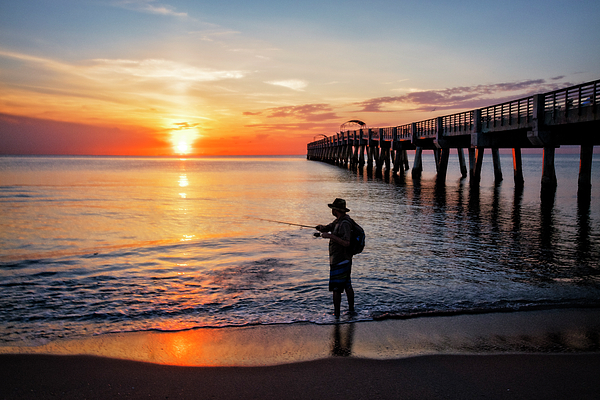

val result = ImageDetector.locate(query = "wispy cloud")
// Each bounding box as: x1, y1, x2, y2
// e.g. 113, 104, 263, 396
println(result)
355, 79, 572, 112
191, 29, 241, 42
246, 103, 339, 122
112, 0, 188, 17
265, 79, 307, 91
0, 50, 245, 84
172, 122, 200, 130
87, 59, 245, 82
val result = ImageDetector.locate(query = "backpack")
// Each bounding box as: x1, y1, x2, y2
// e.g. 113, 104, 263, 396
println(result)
346, 217, 365, 255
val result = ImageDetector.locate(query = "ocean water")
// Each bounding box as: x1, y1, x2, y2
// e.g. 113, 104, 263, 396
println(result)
1, 154, 599, 346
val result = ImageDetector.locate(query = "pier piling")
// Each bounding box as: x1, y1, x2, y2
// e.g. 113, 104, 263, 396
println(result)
412, 147, 423, 179
542, 147, 558, 191
457, 148, 468, 178
512, 148, 525, 187
492, 148, 503, 184
578, 144, 594, 195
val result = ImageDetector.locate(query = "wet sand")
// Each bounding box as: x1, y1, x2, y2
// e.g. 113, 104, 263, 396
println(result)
1, 308, 600, 399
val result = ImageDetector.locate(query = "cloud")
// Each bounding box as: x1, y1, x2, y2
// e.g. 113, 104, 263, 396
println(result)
172, 122, 200, 130
254, 133, 270, 141
0, 50, 245, 86
265, 79, 307, 91
191, 29, 241, 42
87, 59, 245, 82
252, 104, 339, 122
112, 0, 188, 17
355, 78, 573, 112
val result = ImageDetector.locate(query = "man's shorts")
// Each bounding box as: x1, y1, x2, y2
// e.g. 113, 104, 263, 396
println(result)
329, 259, 352, 292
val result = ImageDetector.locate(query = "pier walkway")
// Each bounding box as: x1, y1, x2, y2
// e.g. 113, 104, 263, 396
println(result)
307, 79, 599, 194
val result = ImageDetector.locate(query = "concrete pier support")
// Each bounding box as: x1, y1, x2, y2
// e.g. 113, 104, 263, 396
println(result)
403, 150, 410, 171
392, 149, 400, 174
541, 147, 558, 191
457, 148, 468, 178
468, 148, 475, 179
351, 143, 359, 168
492, 148, 503, 184
367, 146, 374, 169
385, 148, 391, 172
372, 146, 381, 170
433, 148, 441, 173
345, 144, 352, 166
470, 147, 484, 185
512, 148, 525, 187
578, 145, 594, 195
379, 146, 391, 173
412, 147, 423, 179
394, 150, 405, 178
437, 148, 450, 182
359, 145, 365, 168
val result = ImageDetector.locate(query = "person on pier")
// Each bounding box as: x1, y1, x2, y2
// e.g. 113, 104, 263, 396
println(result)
316, 198, 356, 318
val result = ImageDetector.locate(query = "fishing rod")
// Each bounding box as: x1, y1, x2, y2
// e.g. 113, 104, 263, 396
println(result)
248, 217, 316, 229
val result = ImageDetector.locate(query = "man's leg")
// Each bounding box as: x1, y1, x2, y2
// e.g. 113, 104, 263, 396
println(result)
346, 285, 355, 313
333, 291, 342, 318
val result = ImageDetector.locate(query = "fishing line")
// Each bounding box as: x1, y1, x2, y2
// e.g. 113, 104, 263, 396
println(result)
246, 216, 316, 229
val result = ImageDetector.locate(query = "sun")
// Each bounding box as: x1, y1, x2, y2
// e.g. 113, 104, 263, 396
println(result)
177, 141, 191, 155
168, 121, 200, 155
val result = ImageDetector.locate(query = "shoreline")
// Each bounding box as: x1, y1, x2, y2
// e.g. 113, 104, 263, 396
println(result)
2, 307, 599, 366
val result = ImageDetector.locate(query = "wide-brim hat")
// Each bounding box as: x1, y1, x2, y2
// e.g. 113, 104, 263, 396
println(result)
328, 198, 350, 212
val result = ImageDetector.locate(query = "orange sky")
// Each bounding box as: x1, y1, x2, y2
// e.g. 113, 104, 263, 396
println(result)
1, 1, 599, 156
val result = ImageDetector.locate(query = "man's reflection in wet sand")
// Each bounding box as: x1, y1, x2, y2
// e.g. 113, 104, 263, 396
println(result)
331, 323, 355, 357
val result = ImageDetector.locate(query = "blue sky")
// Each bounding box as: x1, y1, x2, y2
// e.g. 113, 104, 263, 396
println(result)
1, 0, 599, 154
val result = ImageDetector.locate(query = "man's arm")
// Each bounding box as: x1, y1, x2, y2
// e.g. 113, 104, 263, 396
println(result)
322, 232, 350, 247
316, 223, 334, 233
321, 220, 351, 247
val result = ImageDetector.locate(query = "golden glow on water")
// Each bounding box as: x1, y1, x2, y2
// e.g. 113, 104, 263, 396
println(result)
178, 174, 189, 187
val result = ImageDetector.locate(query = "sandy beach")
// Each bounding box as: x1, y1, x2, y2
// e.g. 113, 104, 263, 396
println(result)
2, 308, 600, 399
2, 353, 600, 399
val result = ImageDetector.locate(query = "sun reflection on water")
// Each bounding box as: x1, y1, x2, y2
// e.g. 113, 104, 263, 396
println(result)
178, 174, 188, 187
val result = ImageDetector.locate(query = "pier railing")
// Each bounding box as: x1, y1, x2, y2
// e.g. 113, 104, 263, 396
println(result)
544, 80, 599, 124
480, 97, 533, 132
443, 111, 475, 136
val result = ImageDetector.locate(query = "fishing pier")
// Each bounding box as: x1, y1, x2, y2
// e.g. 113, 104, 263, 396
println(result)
307, 79, 599, 194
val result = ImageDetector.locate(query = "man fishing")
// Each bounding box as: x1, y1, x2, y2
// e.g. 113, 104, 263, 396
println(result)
316, 198, 355, 318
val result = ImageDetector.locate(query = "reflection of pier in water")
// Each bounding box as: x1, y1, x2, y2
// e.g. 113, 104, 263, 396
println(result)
403, 178, 598, 283
307, 80, 599, 196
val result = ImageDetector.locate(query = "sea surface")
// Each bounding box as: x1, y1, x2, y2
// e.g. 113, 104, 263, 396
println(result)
1, 154, 599, 346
